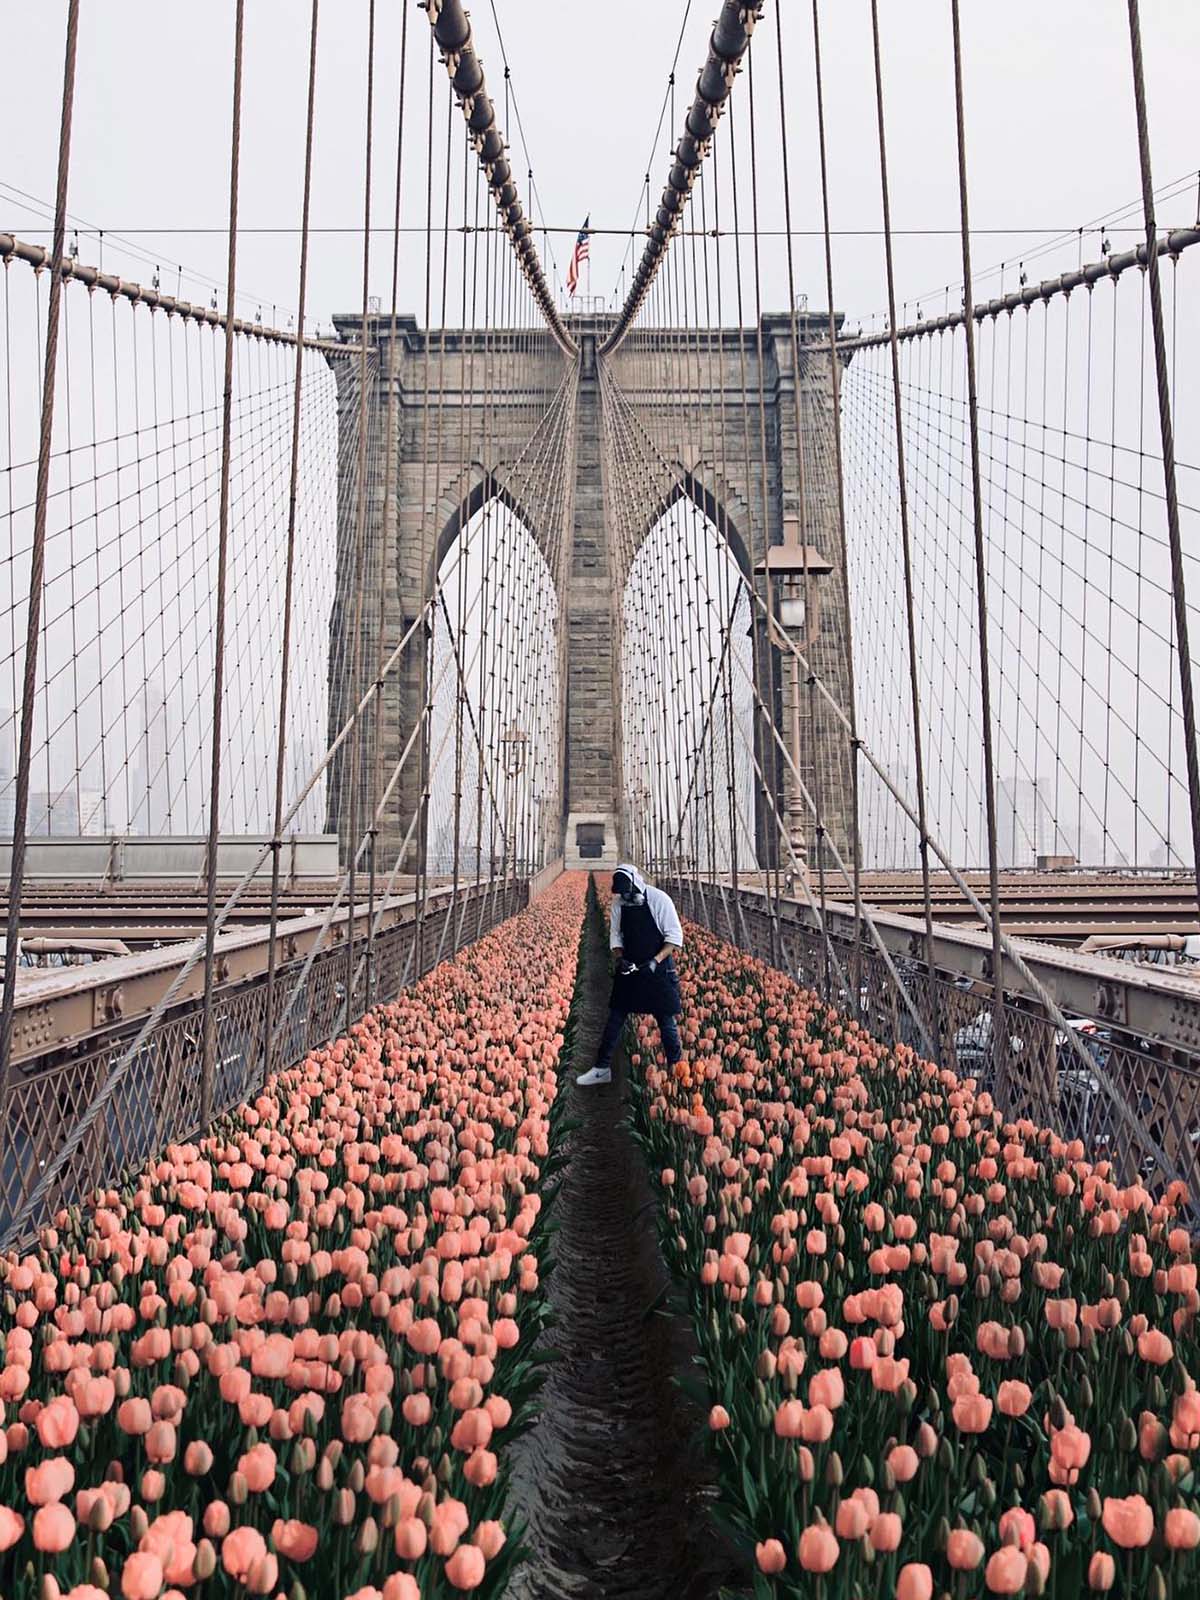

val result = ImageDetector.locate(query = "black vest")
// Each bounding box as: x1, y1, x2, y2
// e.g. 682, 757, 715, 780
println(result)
619, 898, 662, 963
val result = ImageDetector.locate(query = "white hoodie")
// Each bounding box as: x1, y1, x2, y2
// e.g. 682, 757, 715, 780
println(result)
608, 862, 684, 952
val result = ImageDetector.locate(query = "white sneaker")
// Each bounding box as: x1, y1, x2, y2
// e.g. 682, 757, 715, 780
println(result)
575, 1065, 612, 1087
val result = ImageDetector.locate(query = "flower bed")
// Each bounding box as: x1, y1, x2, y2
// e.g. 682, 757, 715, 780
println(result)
0, 873, 587, 1600
631, 918, 1200, 1598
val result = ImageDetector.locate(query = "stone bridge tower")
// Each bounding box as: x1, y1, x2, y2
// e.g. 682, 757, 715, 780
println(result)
325, 310, 856, 876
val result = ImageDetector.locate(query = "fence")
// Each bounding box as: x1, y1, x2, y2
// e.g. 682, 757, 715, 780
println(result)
1, 876, 526, 1245
673, 876, 1200, 1203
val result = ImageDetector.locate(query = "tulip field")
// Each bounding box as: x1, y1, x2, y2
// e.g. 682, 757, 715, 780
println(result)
0, 875, 588, 1600
5, 870, 1200, 1600
629, 918, 1200, 1598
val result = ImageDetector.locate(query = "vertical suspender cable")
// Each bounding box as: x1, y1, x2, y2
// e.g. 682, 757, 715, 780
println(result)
868, 0, 938, 1042
949, 0, 1009, 1099
343, 0, 377, 1030
1126, 0, 1200, 917
199, 0, 246, 1132
264, 0, 320, 1083
369, 0, 411, 1007
0, 0, 80, 1109
804, 0, 869, 1020
764, 27, 834, 997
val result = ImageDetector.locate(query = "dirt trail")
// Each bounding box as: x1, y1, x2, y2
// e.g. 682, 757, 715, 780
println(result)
508, 880, 740, 1600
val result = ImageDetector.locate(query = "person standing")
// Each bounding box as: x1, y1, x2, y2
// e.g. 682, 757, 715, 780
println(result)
576, 863, 684, 1087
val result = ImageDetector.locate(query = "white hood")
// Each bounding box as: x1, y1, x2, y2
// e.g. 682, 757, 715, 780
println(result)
613, 861, 648, 895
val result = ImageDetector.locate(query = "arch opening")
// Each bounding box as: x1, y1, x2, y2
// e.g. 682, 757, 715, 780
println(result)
428, 492, 561, 880
621, 493, 758, 878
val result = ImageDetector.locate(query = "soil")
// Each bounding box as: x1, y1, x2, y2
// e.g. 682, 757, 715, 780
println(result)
507, 879, 744, 1600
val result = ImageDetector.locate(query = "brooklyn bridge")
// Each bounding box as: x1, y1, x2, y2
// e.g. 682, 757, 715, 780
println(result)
0, 2, 1198, 1596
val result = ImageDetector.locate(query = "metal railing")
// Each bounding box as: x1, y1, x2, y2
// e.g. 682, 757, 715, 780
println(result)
1, 877, 526, 1245
672, 877, 1200, 1200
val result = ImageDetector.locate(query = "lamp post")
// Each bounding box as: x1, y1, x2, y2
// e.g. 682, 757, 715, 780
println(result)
755, 515, 834, 884
500, 724, 528, 880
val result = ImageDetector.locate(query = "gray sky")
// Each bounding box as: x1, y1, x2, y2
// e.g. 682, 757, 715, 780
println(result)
6, 3, 1199, 334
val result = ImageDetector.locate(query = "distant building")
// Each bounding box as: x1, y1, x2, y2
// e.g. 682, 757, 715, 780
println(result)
996, 776, 1052, 869
132, 683, 173, 834
27, 789, 79, 836
77, 788, 107, 835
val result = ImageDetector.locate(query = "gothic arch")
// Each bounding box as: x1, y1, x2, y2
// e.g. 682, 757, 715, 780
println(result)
424, 461, 547, 604
626, 462, 757, 590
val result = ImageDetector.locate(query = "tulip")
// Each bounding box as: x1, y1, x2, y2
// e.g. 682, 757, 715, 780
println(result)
1165, 1508, 1200, 1551
445, 1543, 486, 1589
946, 1528, 984, 1570
0, 1507, 24, 1551
996, 1379, 1032, 1417
32, 1502, 75, 1554
896, 1564, 933, 1600
1088, 1551, 1116, 1591
271, 1518, 318, 1561
797, 1522, 839, 1573
984, 1546, 1028, 1594
1101, 1494, 1154, 1549
756, 1539, 787, 1574
119, 1554, 164, 1600
871, 1513, 903, 1552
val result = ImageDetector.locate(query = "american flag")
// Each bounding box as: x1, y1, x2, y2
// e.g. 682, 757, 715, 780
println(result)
566, 217, 590, 296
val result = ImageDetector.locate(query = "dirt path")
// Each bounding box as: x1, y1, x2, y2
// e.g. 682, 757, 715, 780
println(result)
508, 880, 741, 1600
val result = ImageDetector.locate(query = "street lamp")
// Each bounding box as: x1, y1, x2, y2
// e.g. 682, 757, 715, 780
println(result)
500, 724, 529, 878
755, 515, 834, 880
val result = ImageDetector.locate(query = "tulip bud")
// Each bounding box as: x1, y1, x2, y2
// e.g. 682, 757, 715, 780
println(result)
88, 1494, 114, 1534
357, 1516, 379, 1556
334, 1487, 356, 1526
418, 1492, 436, 1527
228, 1471, 249, 1506
825, 1451, 843, 1488
194, 1540, 217, 1581
130, 1505, 149, 1542
89, 1558, 108, 1590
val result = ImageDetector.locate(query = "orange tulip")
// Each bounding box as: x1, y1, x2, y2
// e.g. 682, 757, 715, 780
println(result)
797, 1522, 839, 1573
756, 1539, 787, 1574
1101, 1495, 1154, 1549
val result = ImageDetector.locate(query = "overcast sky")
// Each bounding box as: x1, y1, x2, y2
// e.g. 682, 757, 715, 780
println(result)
6, 2, 1199, 335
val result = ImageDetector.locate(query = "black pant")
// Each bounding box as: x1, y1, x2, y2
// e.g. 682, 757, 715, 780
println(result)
596, 1006, 682, 1071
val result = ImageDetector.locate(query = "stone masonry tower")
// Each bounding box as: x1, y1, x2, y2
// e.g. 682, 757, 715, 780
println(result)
324, 311, 857, 877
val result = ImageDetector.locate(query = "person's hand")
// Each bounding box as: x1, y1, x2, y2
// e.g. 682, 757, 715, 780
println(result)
619, 959, 638, 976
